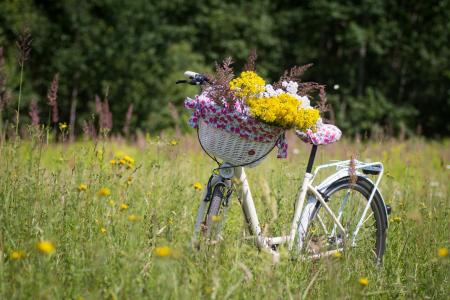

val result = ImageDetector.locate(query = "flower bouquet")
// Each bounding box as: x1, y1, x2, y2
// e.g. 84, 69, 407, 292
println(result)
185, 51, 329, 167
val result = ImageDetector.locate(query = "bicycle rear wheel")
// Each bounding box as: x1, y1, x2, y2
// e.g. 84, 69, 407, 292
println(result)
299, 176, 387, 262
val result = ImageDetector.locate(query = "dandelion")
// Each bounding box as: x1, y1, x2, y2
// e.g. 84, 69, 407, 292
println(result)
332, 251, 342, 258
128, 214, 139, 221
170, 139, 178, 146
78, 183, 88, 191
100, 227, 107, 234
438, 247, 448, 258
211, 215, 221, 222
358, 277, 369, 286
97, 187, 111, 197
59, 122, 67, 130
193, 182, 203, 191
120, 203, 129, 210
10, 250, 26, 260
37, 240, 55, 254
154, 246, 171, 257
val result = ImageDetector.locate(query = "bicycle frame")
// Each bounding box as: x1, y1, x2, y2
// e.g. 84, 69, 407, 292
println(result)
194, 146, 386, 259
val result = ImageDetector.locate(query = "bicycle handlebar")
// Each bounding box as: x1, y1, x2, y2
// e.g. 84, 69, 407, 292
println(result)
176, 70, 209, 85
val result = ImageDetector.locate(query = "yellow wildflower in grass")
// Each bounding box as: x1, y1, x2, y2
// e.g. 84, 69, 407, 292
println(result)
100, 227, 107, 234
246, 93, 319, 130
10, 250, 26, 260
193, 182, 203, 191
128, 214, 139, 221
108, 199, 115, 206
332, 251, 342, 258
170, 139, 178, 146
123, 155, 135, 166
154, 246, 171, 257
97, 187, 111, 197
59, 122, 67, 130
391, 216, 402, 222
229, 71, 266, 98
109, 159, 117, 165
120, 203, 129, 210
358, 277, 369, 286
438, 247, 448, 258
37, 240, 55, 254
78, 183, 88, 191
211, 215, 222, 222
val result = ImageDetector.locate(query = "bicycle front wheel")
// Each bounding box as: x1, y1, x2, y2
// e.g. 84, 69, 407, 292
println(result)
299, 176, 387, 262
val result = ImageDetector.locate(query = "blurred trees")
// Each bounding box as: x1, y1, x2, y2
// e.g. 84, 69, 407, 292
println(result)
0, 0, 448, 137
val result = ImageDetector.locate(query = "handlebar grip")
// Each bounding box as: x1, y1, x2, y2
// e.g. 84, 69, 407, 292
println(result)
184, 71, 198, 79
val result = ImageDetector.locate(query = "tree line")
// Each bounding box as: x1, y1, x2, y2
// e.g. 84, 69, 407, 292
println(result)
0, 0, 449, 138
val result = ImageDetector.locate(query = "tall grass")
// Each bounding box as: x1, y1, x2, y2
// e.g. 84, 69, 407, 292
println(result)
0, 134, 448, 299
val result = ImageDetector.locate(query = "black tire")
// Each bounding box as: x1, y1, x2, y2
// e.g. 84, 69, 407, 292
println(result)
203, 184, 226, 240
304, 176, 387, 262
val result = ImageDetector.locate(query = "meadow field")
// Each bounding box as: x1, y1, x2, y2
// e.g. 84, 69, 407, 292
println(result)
0, 133, 448, 299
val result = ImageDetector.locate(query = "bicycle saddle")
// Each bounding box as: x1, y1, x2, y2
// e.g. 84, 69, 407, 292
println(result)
296, 120, 342, 145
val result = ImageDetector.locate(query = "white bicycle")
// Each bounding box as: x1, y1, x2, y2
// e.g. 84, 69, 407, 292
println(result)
178, 72, 390, 262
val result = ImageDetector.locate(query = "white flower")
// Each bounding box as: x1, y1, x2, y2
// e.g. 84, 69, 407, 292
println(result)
285, 81, 298, 94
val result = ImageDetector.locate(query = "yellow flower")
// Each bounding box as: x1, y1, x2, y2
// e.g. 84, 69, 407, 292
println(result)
109, 159, 117, 165
170, 139, 178, 146
193, 182, 203, 191
78, 183, 88, 191
229, 71, 266, 98
120, 203, 129, 210
59, 122, 68, 130
438, 247, 448, 258
246, 93, 319, 130
211, 215, 221, 222
358, 277, 369, 286
332, 251, 342, 258
123, 155, 135, 166
154, 246, 171, 257
391, 216, 402, 222
128, 214, 139, 221
108, 199, 115, 206
97, 187, 111, 197
119, 159, 126, 165
37, 240, 55, 254
10, 250, 26, 260
100, 227, 107, 234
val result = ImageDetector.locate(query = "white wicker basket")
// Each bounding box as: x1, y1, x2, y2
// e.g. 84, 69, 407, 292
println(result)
198, 119, 279, 167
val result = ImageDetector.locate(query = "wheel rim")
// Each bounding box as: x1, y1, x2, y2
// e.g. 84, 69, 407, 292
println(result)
302, 184, 382, 260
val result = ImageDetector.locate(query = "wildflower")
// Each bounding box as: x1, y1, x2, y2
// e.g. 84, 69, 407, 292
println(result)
123, 155, 135, 166
10, 250, 26, 260
154, 246, 171, 257
358, 277, 369, 286
438, 247, 448, 258
97, 187, 111, 197
211, 215, 221, 222
127, 177, 133, 185
59, 122, 67, 130
332, 251, 342, 258
391, 216, 402, 222
109, 159, 117, 165
229, 71, 266, 98
128, 214, 139, 221
78, 183, 88, 191
170, 139, 178, 146
120, 203, 129, 210
193, 182, 203, 191
36, 240, 55, 254
108, 199, 115, 206
100, 227, 107, 234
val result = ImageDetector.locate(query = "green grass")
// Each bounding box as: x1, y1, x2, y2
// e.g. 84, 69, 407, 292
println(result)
0, 134, 448, 299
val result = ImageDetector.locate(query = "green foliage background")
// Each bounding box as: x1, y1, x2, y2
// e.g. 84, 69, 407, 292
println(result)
0, 0, 449, 136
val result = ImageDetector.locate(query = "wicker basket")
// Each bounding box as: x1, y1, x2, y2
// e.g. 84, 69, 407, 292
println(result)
198, 119, 279, 167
